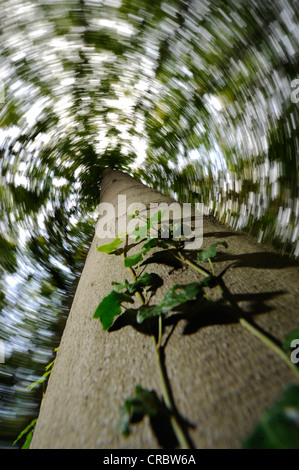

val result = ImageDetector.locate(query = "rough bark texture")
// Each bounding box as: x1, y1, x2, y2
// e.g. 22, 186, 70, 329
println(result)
31, 169, 299, 449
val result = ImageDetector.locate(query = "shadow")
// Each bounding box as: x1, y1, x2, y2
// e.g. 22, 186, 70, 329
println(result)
113, 287, 288, 449
110, 311, 196, 448
179, 245, 298, 271
164, 298, 237, 336
154, 347, 196, 449
109, 273, 164, 335
163, 289, 286, 337
232, 290, 286, 307
141, 249, 183, 270
110, 287, 286, 350
107, 235, 294, 449
210, 251, 299, 269
146, 273, 164, 292
204, 231, 244, 238
150, 412, 180, 449
126, 385, 195, 449
109, 308, 157, 336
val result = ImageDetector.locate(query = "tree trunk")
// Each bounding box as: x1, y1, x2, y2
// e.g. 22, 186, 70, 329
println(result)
30, 169, 299, 449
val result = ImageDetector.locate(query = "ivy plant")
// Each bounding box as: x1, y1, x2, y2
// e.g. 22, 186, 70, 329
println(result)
94, 212, 299, 448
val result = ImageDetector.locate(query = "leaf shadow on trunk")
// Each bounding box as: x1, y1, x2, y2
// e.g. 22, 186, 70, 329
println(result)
107, 240, 292, 449
108, 288, 286, 449
210, 250, 298, 269
163, 290, 286, 344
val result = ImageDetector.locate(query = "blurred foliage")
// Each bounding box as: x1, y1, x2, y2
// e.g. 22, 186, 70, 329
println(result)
243, 385, 299, 449
0, 0, 298, 448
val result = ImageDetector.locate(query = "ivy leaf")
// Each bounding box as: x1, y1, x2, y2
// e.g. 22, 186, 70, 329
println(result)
130, 223, 148, 241
243, 385, 299, 449
124, 235, 177, 268
119, 385, 165, 436
141, 237, 160, 253
127, 272, 162, 294
142, 237, 174, 253
148, 210, 164, 228
141, 249, 182, 270
97, 237, 122, 254
130, 211, 165, 241
94, 291, 134, 330
137, 277, 212, 323
124, 251, 144, 267
111, 279, 130, 291
197, 241, 228, 261
112, 273, 162, 295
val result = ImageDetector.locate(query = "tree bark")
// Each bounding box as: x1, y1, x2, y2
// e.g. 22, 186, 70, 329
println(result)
30, 169, 299, 449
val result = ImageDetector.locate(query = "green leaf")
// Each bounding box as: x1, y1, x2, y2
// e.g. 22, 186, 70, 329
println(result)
197, 241, 228, 261
13, 418, 37, 447
128, 273, 159, 294
94, 290, 134, 330
111, 279, 130, 291
283, 326, 299, 351
243, 385, 299, 449
119, 400, 133, 437
142, 237, 173, 253
124, 251, 144, 267
130, 224, 148, 241
119, 385, 164, 436
137, 277, 211, 323
142, 238, 160, 253
148, 210, 165, 228
129, 211, 165, 241
112, 273, 160, 294
111, 275, 163, 318
97, 237, 122, 254
124, 235, 177, 268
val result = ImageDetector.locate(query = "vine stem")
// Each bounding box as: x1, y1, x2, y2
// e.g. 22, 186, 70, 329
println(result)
123, 236, 191, 449
175, 252, 210, 277
239, 317, 299, 379
178, 251, 299, 381
216, 280, 299, 380
152, 335, 191, 449
123, 234, 145, 305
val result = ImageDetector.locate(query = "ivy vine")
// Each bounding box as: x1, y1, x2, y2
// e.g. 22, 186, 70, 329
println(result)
94, 211, 299, 449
